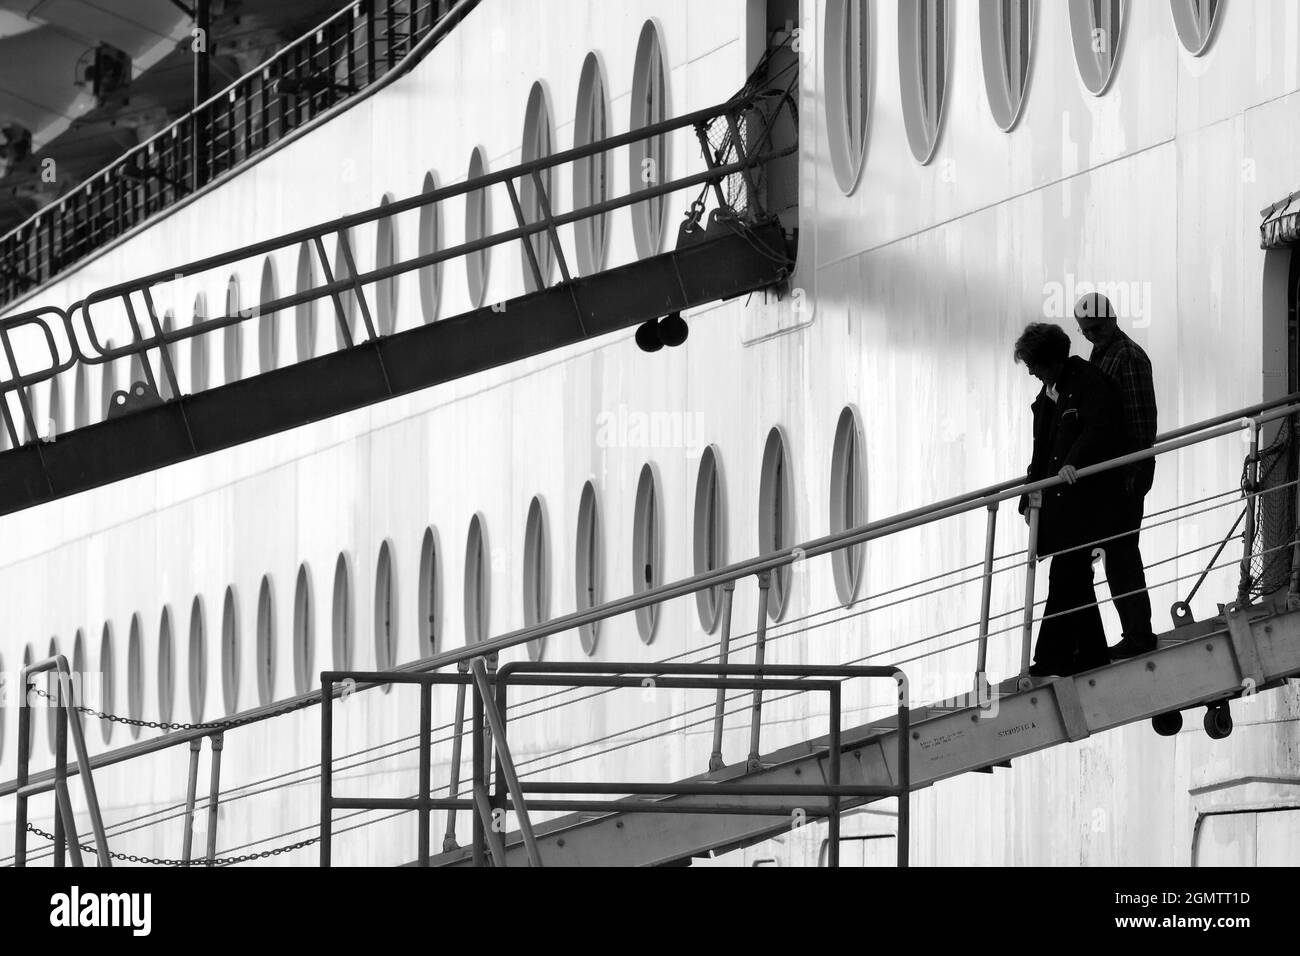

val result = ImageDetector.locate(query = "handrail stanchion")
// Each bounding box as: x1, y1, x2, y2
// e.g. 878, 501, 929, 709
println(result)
747, 572, 772, 773
313, 236, 355, 349
827, 685, 841, 868
470, 658, 543, 867
182, 737, 202, 865
896, 669, 909, 868
319, 677, 333, 867
14, 667, 31, 866
417, 680, 432, 867
204, 731, 224, 866
1238, 420, 1262, 605
974, 502, 998, 701
442, 660, 468, 851
336, 228, 382, 345
709, 580, 736, 771
1019, 492, 1042, 685
504, 178, 546, 292
51, 673, 67, 867
470, 673, 486, 867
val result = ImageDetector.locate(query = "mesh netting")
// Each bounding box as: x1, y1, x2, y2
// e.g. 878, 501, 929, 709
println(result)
1245, 414, 1298, 598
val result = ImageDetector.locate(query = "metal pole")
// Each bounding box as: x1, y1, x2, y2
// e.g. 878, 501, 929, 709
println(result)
319, 679, 332, 867
1238, 422, 1261, 605
417, 681, 431, 867
896, 670, 909, 869
52, 679, 67, 867
708, 580, 736, 771
182, 738, 201, 865
443, 660, 467, 852
747, 572, 772, 772
469, 658, 543, 867
14, 668, 31, 867
192, 0, 211, 190
470, 677, 486, 867
205, 732, 223, 865
1019, 493, 1042, 681
974, 503, 998, 700
827, 685, 841, 868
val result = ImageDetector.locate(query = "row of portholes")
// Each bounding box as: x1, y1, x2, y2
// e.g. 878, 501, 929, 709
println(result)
826, 0, 1222, 189
0, 406, 870, 764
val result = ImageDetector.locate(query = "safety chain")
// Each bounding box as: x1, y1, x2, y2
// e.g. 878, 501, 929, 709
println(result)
25, 822, 318, 866
29, 686, 316, 732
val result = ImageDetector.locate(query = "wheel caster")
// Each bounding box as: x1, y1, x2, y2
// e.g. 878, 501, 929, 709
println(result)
1151, 711, 1183, 736
1203, 702, 1233, 740
1017, 676, 1033, 692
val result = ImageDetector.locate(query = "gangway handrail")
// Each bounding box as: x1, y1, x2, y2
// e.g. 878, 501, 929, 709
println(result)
4, 389, 1296, 803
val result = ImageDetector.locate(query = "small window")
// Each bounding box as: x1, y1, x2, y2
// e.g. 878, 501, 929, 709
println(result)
520, 82, 555, 293
465, 147, 491, 309
189, 596, 207, 723
332, 230, 359, 347
980, 0, 1035, 132
830, 407, 868, 606
190, 293, 208, 394
759, 427, 795, 621
522, 496, 550, 659
258, 257, 279, 371
256, 575, 275, 705
574, 481, 602, 655
464, 514, 490, 645
127, 614, 144, 739
98, 624, 114, 744
693, 446, 727, 632
374, 540, 397, 682
332, 553, 354, 670
221, 586, 239, 716
293, 564, 313, 694
73, 362, 89, 429
573, 52, 610, 275
44, 637, 59, 754
375, 195, 398, 335
418, 172, 443, 323
417, 527, 441, 657
825, 0, 873, 193
1069, 0, 1125, 95
630, 20, 669, 258
158, 606, 174, 728
295, 242, 317, 361
223, 275, 243, 384
1170, 0, 1219, 56
632, 464, 662, 643
899, 0, 951, 164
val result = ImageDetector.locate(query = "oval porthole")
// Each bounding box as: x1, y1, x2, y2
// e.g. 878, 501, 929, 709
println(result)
574, 481, 602, 655
47, 375, 64, 438
465, 147, 491, 309
98, 624, 115, 744
464, 515, 490, 645
759, 427, 795, 621
1069, 0, 1126, 95
629, 20, 670, 259
520, 82, 555, 293
256, 575, 275, 705
522, 496, 550, 660
44, 636, 59, 753
73, 361, 89, 429
71, 630, 86, 730
332, 230, 359, 348
295, 242, 317, 361
221, 586, 239, 716
126, 615, 144, 740
632, 464, 662, 643
980, 0, 1035, 132
189, 596, 206, 723
223, 275, 243, 384
190, 293, 208, 394
158, 606, 174, 729
1170, 0, 1219, 56
573, 52, 610, 275
157, 312, 176, 402
374, 540, 397, 685
417, 527, 441, 658
693, 446, 727, 632
332, 553, 354, 671
22, 644, 37, 756
375, 195, 398, 335
418, 172, 443, 323
830, 406, 868, 607
293, 564, 313, 694
825, 0, 873, 193
99, 339, 117, 424
258, 256, 279, 371
899, 0, 952, 164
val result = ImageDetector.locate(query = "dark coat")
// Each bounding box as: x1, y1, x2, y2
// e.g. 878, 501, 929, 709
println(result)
1020, 356, 1126, 555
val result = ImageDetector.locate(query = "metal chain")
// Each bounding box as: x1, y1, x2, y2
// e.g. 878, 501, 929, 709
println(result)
30, 686, 316, 732
24, 822, 317, 866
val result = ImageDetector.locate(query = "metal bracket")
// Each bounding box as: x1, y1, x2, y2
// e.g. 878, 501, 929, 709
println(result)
1225, 602, 1265, 690
106, 380, 163, 420
1053, 678, 1090, 742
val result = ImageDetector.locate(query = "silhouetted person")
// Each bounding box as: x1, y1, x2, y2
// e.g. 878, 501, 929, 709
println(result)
1015, 322, 1124, 677
1075, 292, 1157, 657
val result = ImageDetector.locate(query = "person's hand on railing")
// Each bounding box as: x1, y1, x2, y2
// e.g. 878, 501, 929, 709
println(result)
1058, 465, 1079, 485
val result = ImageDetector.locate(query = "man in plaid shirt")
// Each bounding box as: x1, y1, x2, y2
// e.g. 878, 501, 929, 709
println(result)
1075, 293, 1157, 657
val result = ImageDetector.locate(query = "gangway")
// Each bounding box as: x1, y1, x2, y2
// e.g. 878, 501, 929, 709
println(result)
0, 81, 797, 517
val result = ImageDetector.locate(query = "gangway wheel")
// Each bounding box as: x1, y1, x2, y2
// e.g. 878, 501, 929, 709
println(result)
1151, 710, 1183, 737
1203, 701, 1233, 740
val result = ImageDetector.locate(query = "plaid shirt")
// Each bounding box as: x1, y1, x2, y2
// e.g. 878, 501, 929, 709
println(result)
1089, 329, 1157, 452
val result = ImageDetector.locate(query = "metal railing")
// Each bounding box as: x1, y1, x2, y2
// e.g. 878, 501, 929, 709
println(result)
319, 661, 909, 867
0, 0, 481, 313
5, 392, 1299, 865
0, 86, 795, 451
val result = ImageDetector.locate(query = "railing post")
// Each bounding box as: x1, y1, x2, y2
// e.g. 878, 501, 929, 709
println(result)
1238, 420, 1262, 605
708, 580, 736, 771
14, 666, 32, 867
470, 658, 543, 867
205, 731, 224, 865
442, 660, 468, 852
470, 671, 486, 867
319, 677, 333, 867
896, 669, 910, 869
313, 235, 355, 349
504, 177, 546, 292
183, 737, 202, 865
52, 675, 67, 867
1019, 492, 1042, 686
417, 680, 432, 867
827, 685, 841, 868
747, 572, 772, 773
974, 502, 999, 702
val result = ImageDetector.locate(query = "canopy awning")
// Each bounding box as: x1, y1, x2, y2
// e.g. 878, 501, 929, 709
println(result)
1261, 189, 1300, 249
